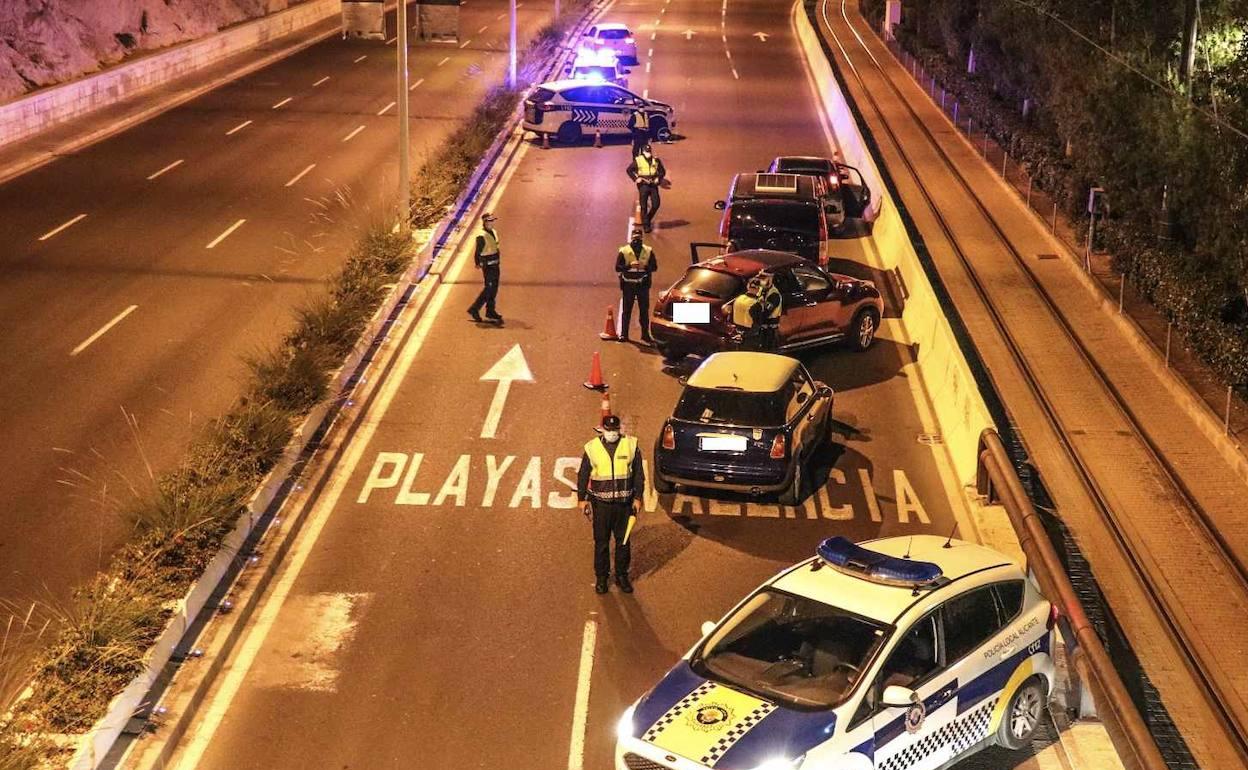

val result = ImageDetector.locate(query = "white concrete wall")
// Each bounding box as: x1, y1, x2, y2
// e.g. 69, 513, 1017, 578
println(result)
794, 3, 995, 486
0, 0, 339, 149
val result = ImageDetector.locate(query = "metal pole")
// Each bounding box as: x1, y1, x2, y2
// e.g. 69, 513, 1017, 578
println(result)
1001, 149, 1007, 178
940, 89, 946, 111
1026, 176, 1032, 207
982, 132, 988, 157
1165, 322, 1172, 366
1085, 214, 1095, 271
1051, 201, 1058, 233
508, 0, 518, 89
1118, 274, 1125, 312
1226, 385, 1233, 434
397, 0, 411, 232
953, 101, 959, 124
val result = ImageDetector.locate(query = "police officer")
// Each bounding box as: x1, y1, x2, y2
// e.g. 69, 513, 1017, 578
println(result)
627, 107, 652, 155
626, 144, 667, 233
615, 227, 657, 344
755, 273, 783, 351
576, 415, 644, 594
467, 212, 503, 324
730, 277, 767, 351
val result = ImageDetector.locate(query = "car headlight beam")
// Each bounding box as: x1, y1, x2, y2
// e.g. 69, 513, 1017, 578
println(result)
616, 703, 638, 740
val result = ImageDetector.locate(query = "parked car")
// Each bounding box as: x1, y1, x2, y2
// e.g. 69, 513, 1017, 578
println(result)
715, 173, 840, 261
768, 155, 873, 222
653, 351, 833, 504
584, 22, 638, 64
650, 247, 884, 362
568, 48, 627, 87
523, 80, 675, 145
616, 535, 1057, 770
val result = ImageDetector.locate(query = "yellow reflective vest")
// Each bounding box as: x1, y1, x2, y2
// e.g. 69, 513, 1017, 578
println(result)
584, 435, 639, 501
762, 285, 782, 322
733, 294, 760, 328
479, 228, 500, 264
634, 110, 651, 131
634, 154, 659, 181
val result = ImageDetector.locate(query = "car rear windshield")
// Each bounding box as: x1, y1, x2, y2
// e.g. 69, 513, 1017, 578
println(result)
674, 387, 788, 427
777, 158, 833, 175
730, 201, 820, 235
674, 268, 743, 300
527, 87, 556, 103
573, 65, 616, 80
599, 28, 630, 39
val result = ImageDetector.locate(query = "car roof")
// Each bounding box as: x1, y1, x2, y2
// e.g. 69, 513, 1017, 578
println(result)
538, 79, 616, 91
686, 352, 800, 393
731, 172, 820, 200
699, 249, 805, 277
773, 155, 834, 165
772, 536, 1019, 625
595, 22, 629, 30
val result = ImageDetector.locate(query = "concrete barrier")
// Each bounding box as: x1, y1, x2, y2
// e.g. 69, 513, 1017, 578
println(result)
793, 3, 994, 486
0, 0, 339, 150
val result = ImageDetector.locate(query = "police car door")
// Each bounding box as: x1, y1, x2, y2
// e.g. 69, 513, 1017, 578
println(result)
868, 611, 958, 770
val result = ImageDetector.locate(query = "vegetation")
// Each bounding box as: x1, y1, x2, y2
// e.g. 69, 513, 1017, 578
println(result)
861, 0, 1248, 387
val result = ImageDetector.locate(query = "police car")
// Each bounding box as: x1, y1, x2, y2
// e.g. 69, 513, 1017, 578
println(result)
617, 535, 1057, 770
569, 48, 628, 87
585, 22, 639, 64
523, 80, 676, 145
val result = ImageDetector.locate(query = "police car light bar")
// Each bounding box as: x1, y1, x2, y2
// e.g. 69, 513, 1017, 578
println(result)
816, 537, 944, 588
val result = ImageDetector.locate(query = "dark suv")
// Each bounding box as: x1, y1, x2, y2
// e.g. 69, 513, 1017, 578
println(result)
713, 173, 835, 263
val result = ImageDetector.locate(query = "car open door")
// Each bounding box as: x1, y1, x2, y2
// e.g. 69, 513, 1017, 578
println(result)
839, 164, 872, 218
688, 241, 726, 265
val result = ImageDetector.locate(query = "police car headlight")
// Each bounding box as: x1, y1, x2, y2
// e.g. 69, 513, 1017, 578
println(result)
616, 703, 638, 740
749, 757, 804, 770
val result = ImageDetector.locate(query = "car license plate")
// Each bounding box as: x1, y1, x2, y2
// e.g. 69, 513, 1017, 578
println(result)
672, 302, 710, 324
700, 435, 746, 452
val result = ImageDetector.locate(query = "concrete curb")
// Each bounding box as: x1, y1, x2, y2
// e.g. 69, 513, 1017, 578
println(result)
90, 7, 605, 768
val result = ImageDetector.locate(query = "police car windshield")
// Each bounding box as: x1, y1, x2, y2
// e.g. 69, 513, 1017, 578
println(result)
598, 28, 630, 39
674, 387, 788, 427
674, 267, 743, 299
730, 202, 820, 236
694, 589, 889, 709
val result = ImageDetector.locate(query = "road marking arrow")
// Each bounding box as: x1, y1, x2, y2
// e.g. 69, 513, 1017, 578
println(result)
480, 344, 534, 439
682, 29, 696, 40
753, 31, 769, 41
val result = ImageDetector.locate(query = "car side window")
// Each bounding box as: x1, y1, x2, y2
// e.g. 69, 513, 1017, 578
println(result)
942, 586, 1005, 664
561, 86, 592, 103
770, 269, 803, 301
785, 372, 815, 421
792, 266, 830, 295
606, 87, 632, 104
878, 612, 940, 692
993, 580, 1025, 623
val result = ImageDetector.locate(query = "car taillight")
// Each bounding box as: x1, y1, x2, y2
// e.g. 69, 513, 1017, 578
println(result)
661, 424, 676, 450
1047, 604, 1060, 631
625, 36, 635, 43
769, 434, 786, 459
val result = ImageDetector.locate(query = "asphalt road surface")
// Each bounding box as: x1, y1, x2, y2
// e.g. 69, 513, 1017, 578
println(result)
0, 0, 558, 611
156, 0, 1068, 768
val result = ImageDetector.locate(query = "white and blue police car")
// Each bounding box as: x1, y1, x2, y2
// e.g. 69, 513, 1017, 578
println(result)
616, 535, 1057, 770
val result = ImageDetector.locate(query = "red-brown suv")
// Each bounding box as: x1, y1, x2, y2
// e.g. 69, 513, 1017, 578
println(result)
651, 248, 884, 363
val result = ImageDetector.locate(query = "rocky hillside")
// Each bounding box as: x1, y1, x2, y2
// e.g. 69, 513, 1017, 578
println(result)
0, 0, 303, 102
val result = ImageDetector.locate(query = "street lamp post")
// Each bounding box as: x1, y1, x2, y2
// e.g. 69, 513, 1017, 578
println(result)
508, 0, 518, 89
397, 0, 412, 232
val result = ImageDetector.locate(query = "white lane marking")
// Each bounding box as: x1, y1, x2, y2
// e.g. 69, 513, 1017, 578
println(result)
386, 35, 398, 44
477, 24, 488, 33
71, 305, 137, 356
722, 33, 727, 42
146, 159, 184, 180
479, 345, 534, 439
567, 619, 598, 770
516, 2, 523, 6
653, 17, 661, 25
225, 119, 253, 136
647, 48, 653, 57
650, 31, 656, 40
725, 49, 732, 59
271, 96, 292, 109
354, 54, 368, 63
642, 88, 649, 98
438, 56, 451, 66
378, 101, 396, 115
313, 75, 330, 86
285, 164, 317, 187
645, 61, 651, 73
731, 67, 739, 79
496, 11, 504, 19
205, 218, 246, 249
343, 125, 366, 142
660, 5, 666, 11
410, 77, 426, 91
460, 38, 473, 48
37, 214, 87, 241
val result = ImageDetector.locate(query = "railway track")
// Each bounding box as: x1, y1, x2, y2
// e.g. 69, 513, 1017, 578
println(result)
813, 0, 1248, 764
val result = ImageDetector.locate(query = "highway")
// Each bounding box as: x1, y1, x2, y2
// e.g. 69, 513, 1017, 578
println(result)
153, 0, 1073, 767
0, 0, 556, 610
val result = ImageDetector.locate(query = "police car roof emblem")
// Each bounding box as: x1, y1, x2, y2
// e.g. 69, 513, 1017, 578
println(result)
816, 536, 946, 589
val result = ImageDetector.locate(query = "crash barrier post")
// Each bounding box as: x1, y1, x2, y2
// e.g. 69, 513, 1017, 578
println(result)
976, 428, 1169, 770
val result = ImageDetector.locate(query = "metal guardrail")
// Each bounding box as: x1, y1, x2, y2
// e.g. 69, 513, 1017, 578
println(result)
976, 428, 1169, 770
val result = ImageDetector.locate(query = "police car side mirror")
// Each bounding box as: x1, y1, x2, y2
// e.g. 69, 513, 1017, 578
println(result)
701, 621, 716, 637
713, 200, 726, 211
881, 685, 919, 709
678, 375, 689, 385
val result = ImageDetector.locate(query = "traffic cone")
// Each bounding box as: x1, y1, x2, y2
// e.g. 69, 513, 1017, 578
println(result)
583, 351, 608, 390
599, 306, 618, 340
541, 132, 550, 150
594, 129, 603, 148
600, 391, 613, 424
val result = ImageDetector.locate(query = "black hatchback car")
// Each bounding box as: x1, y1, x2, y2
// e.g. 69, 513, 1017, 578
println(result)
653, 352, 833, 505
713, 173, 836, 263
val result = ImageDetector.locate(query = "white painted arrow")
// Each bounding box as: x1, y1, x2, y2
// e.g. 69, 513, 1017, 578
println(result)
753, 31, 769, 41
480, 344, 534, 439
682, 29, 696, 40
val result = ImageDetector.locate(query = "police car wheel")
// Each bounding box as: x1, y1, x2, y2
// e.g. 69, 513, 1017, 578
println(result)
556, 121, 583, 144
651, 120, 671, 142
778, 461, 804, 506
848, 309, 878, 352
997, 678, 1045, 750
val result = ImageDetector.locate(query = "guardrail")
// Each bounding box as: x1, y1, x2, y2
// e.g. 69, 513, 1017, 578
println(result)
976, 428, 1168, 770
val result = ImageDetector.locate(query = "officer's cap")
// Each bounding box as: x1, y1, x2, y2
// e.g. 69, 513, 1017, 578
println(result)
602, 415, 621, 430
482, 212, 498, 222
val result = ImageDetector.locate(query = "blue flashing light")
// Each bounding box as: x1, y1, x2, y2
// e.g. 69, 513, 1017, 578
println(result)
816, 536, 943, 587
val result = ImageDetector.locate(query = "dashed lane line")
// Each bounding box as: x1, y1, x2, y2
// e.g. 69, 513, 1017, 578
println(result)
378, 101, 396, 116
284, 164, 317, 187
71, 305, 137, 357
386, 35, 398, 44
410, 77, 426, 91
566, 619, 598, 770
438, 56, 451, 66
477, 24, 488, 33
732, 67, 740, 79
650, 31, 656, 40
205, 219, 246, 249
37, 214, 87, 241
354, 54, 368, 63
146, 159, 184, 180
271, 96, 292, 109
460, 38, 473, 48
645, 61, 651, 72
225, 120, 253, 136
343, 125, 366, 142
313, 75, 330, 86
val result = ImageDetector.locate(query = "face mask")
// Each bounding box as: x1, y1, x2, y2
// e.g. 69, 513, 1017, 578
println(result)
602, 430, 621, 443
631, 239, 642, 249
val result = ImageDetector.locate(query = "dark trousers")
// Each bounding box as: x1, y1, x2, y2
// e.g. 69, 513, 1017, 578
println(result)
620, 285, 651, 340
591, 500, 632, 578
638, 184, 661, 230
631, 130, 650, 155
738, 325, 777, 352
469, 263, 500, 315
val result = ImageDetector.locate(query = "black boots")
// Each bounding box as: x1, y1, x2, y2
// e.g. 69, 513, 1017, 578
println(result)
615, 574, 634, 594
595, 576, 609, 594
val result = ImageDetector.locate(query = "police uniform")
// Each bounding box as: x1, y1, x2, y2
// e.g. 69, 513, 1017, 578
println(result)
628, 109, 652, 155
468, 215, 502, 323
732, 280, 782, 351
576, 416, 645, 593
757, 281, 782, 350
615, 237, 657, 342
626, 151, 666, 233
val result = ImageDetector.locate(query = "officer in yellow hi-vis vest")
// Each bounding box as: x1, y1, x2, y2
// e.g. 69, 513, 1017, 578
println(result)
628, 108, 652, 155
615, 228, 658, 343
576, 415, 644, 594
730, 277, 767, 351
468, 212, 503, 324
756, 273, 782, 350
626, 145, 667, 233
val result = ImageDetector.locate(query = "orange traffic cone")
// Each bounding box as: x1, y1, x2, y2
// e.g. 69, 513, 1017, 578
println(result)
583, 351, 608, 390
594, 129, 603, 148
541, 132, 550, 150
600, 391, 613, 424
599, 306, 618, 340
